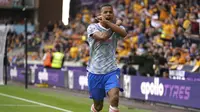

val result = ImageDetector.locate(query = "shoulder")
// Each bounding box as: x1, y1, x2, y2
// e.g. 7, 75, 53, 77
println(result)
87, 23, 100, 36
87, 23, 98, 31
87, 23, 99, 42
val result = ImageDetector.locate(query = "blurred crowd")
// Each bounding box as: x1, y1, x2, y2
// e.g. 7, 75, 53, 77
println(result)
8, 0, 200, 77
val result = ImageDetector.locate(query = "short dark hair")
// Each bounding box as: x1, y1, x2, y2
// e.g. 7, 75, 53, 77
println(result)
100, 4, 112, 10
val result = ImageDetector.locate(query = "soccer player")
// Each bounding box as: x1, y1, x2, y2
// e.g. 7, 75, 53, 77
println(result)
86, 4, 127, 112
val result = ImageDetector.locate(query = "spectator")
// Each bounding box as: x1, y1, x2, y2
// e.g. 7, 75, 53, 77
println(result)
172, 27, 186, 48
42, 49, 52, 68
47, 21, 54, 32
51, 49, 65, 69
177, 4, 186, 19
69, 43, 79, 61
155, 52, 168, 78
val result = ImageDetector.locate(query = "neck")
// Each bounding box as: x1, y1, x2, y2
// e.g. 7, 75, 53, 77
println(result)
100, 22, 109, 28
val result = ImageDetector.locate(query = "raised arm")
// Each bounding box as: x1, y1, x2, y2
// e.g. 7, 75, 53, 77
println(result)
96, 16, 127, 38
87, 23, 113, 41
105, 20, 127, 38
91, 29, 113, 41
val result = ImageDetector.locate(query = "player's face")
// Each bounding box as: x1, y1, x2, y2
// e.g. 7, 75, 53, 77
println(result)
101, 6, 114, 21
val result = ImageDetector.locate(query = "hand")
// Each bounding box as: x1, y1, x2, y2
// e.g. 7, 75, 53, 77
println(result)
95, 15, 108, 24
116, 18, 122, 26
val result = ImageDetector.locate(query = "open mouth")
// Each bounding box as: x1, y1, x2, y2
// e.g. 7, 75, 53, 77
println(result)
106, 17, 111, 20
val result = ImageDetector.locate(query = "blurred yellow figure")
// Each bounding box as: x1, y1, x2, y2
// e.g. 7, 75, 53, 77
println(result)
125, 0, 131, 6
82, 35, 87, 41
145, 17, 151, 27
82, 7, 91, 24
155, 35, 164, 46
195, 61, 200, 67
170, 52, 186, 65
133, 1, 143, 13
161, 21, 175, 40
83, 13, 91, 24
159, 7, 169, 21
144, 0, 148, 8
54, 28, 62, 38
183, 19, 191, 30
171, 4, 177, 17
70, 46, 79, 59
169, 56, 176, 62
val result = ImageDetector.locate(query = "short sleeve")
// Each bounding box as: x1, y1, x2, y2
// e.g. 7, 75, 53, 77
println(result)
87, 24, 99, 38
86, 24, 99, 47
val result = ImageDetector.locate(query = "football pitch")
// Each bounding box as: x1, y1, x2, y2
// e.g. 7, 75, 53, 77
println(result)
0, 85, 150, 112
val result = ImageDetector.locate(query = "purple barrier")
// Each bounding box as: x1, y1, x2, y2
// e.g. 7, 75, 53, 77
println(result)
67, 66, 88, 91
67, 66, 87, 71
185, 72, 200, 82
34, 68, 66, 87
68, 69, 88, 91
8, 64, 200, 109
8, 66, 25, 82
169, 70, 200, 82
8, 64, 44, 83
8, 64, 86, 87
125, 76, 200, 109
